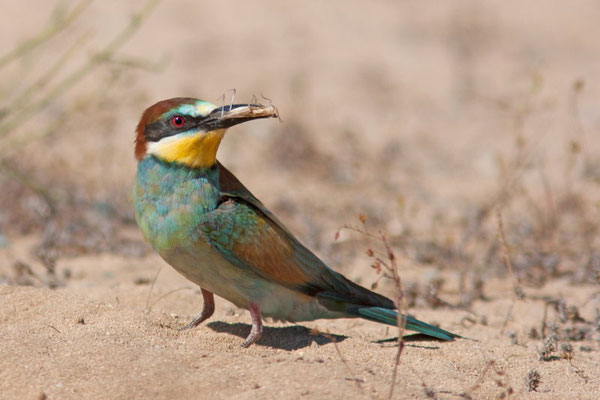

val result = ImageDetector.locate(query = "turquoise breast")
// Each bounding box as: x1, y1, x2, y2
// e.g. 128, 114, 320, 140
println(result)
134, 156, 221, 252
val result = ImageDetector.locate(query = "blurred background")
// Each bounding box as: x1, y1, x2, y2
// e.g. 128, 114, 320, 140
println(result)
1, 0, 599, 303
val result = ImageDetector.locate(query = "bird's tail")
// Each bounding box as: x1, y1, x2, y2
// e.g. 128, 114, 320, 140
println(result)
316, 292, 459, 341
347, 306, 459, 341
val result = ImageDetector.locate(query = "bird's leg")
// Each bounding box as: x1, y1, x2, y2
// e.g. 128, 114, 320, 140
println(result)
241, 302, 263, 348
179, 288, 215, 330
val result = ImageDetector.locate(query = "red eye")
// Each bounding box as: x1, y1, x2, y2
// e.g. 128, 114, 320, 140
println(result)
171, 115, 186, 128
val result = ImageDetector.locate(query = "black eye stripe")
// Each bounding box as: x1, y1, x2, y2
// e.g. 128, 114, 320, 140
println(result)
144, 115, 207, 142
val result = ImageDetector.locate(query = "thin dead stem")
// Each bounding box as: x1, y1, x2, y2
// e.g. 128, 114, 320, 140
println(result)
329, 336, 366, 393
9, 32, 92, 113
337, 214, 407, 400
147, 287, 193, 311
496, 208, 524, 334
0, 0, 92, 69
0, 0, 161, 138
145, 266, 162, 309
495, 209, 516, 287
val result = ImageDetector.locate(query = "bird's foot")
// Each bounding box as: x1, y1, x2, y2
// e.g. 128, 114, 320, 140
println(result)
241, 302, 263, 348
179, 288, 215, 331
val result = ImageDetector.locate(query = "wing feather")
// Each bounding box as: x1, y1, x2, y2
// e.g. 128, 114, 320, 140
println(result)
196, 163, 394, 309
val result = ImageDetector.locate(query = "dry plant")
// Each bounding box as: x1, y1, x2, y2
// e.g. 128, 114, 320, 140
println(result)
465, 80, 599, 385
0, 0, 161, 142
398, 77, 600, 314
496, 208, 525, 335
525, 369, 541, 392
336, 213, 408, 400
424, 360, 514, 400
328, 77, 600, 398
0, 0, 161, 285
497, 81, 597, 285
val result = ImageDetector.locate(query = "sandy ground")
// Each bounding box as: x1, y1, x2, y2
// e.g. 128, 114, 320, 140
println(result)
1, 234, 600, 399
1, 1, 600, 399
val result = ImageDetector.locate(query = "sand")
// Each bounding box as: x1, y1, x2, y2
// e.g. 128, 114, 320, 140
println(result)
2, 232, 599, 399
1, 1, 600, 399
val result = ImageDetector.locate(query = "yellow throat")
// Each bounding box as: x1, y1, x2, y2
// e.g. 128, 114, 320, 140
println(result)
146, 129, 226, 168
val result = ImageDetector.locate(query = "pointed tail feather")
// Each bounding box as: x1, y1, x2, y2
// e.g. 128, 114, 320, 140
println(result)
316, 292, 460, 341
348, 306, 459, 341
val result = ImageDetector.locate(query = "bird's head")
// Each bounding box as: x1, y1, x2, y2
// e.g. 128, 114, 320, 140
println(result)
135, 97, 278, 168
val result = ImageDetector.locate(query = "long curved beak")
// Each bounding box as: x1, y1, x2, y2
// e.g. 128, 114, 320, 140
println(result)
202, 104, 279, 130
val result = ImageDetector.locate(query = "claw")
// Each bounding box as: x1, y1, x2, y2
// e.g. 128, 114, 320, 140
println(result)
179, 288, 215, 331
241, 302, 263, 348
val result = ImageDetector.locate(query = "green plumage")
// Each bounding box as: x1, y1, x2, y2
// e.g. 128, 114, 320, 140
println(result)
134, 156, 459, 341
133, 98, 460, 346
135, 157, 220, 251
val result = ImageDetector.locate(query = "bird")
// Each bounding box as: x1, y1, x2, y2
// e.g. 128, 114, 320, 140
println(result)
133, 97, 459, 347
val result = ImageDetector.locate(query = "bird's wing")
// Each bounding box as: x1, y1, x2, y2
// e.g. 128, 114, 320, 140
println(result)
196, 163, 394, 309
216, 162, 294, 237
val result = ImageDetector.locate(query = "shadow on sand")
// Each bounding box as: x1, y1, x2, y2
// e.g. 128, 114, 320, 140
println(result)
207, 321, 347, 350
206, 321, 451, 350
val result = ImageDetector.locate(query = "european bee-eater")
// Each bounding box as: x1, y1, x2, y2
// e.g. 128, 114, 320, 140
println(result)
133, 97, 459, 347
